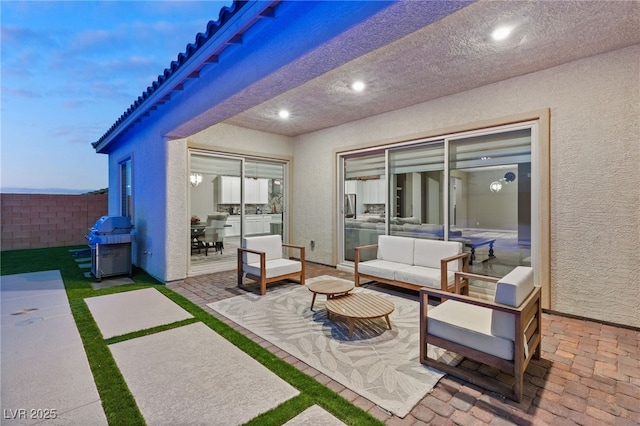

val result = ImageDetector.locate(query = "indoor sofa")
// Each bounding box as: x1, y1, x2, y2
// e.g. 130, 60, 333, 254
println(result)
354, 235, 470, 293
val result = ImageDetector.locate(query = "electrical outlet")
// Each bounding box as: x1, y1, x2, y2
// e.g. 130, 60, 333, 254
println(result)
310, 240, 315, 251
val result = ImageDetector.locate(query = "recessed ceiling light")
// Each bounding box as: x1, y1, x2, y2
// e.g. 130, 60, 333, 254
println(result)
492, 25, 512, 41
351, 81, 366, 92
278, 109, 290, 119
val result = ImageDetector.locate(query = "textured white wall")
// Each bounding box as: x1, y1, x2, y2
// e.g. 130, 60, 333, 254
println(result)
107, 120, 172, 283
293, 45, 640, 327
166, 137, 188, 281
189, 122, 294, 155
467, 169, 518, 231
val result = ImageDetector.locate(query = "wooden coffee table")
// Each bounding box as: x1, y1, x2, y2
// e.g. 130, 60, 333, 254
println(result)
308, 279, 354, 310
325, 293, 394, 338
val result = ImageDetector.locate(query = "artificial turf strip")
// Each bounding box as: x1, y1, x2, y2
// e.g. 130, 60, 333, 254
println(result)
70, 298, 145, 425
244, 395, 315, 426
104, 318, 199, 346
154, 285, 385, 426
1, 247, 385, 426
0, 246, 146, 425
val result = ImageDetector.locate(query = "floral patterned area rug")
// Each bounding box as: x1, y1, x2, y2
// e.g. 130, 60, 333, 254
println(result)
207, 276, 460, 418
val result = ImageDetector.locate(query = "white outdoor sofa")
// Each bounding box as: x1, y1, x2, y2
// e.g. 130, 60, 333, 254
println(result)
419, 266, 542, 402
354, 235, 470, 294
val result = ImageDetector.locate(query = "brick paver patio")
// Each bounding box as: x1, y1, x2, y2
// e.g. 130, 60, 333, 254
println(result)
167, 263, 640, 425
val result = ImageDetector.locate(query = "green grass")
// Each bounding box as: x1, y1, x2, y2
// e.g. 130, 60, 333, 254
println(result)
1, 246, 384, 425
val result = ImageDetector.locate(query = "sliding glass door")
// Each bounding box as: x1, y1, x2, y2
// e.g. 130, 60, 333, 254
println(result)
387, 142, 445, 238
447, 128, 532, 277
189, 153, 242, 274
338, 123, 535, 280
189, 151, 287, 275
245, 160, 285, 239
343, 151, 385, 262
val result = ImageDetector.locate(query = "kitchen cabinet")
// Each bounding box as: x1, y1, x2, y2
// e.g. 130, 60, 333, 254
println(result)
345, 180, 358, 194
248, 214, 278, 235
218, 177, 268, 204
246, 216, 263, 235
362, 179, 386, 204
225, 214, 278, 237
225, 215, 241, 237
217, 176, 241, 204
245, 178, 269, 204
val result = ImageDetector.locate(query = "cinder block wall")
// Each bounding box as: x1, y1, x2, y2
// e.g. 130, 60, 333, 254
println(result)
0, 193, 108, 251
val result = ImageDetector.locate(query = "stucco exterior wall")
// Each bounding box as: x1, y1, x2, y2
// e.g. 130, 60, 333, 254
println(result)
106, 118, 170, 283
293, 45, 639, 328
188, 122, 294, 156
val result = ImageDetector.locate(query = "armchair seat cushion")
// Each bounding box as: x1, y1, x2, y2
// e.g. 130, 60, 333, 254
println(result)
357, 259, 412, 281
428, 300, 514, 360
394, 265, 455, 289
245, 258, 301, 279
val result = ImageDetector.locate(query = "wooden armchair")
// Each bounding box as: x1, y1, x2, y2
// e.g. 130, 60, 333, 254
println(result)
237, 235, 305, 295
419, 266, 542, 402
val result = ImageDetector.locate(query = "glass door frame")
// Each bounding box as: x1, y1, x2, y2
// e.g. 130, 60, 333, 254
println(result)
442, 122, 540, 275
337, 118, 548, 306
188, 149, 289, 275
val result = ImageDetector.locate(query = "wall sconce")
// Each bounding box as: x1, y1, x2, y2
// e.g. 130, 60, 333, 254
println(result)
190, 173, 203, 187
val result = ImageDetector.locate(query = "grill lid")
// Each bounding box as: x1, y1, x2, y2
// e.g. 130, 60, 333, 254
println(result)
88, 233, 133, 245
90, 216, 133, 235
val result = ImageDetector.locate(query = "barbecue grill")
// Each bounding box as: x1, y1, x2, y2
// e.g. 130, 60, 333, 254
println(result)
85, 216, 133, 281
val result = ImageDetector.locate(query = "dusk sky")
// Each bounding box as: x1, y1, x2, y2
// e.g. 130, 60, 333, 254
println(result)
1, 1, 232, 193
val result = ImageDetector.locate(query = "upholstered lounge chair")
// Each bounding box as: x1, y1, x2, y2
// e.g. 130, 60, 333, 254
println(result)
419, 266, 542, 402
237, 235, 305, 295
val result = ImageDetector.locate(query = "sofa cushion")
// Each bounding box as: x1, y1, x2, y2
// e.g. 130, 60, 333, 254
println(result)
377, 235, 414, 265
494, 267, 535, 307
242, 235, 283, 264
492, 266, 535, 340
244, 258, 301, 278
418, 223, 444, 235
366, 217, 385, 223
390, 224, 404, 232
397, 216, 420, 225
413, 239, 462, 270
358, 259, 412, 281
429, 300, 514, 360
394, 265, 455, 289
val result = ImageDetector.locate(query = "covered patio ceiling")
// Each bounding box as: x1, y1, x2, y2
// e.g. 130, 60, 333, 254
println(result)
97, 0, 639, 150
186, 0, 640, 138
